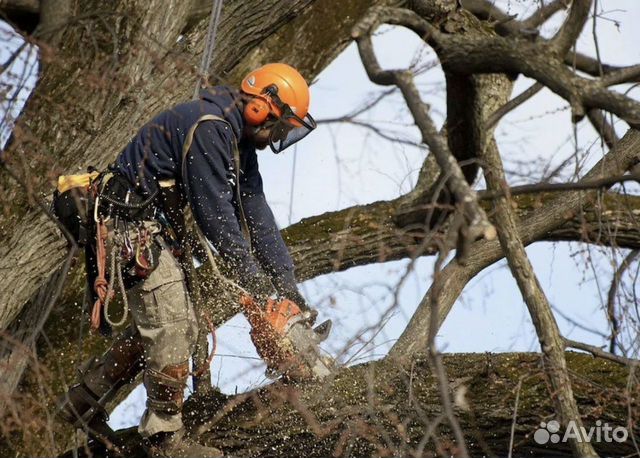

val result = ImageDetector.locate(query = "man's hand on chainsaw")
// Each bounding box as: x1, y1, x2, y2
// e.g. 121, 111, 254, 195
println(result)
241, 295, 334, 380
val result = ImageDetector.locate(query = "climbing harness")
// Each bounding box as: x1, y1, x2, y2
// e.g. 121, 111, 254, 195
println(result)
86, 172, 161, 333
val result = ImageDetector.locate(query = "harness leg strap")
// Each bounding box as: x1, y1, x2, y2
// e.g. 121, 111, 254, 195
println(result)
144, 361, 189, 417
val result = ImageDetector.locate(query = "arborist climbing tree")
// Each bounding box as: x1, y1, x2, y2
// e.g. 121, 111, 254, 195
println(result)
52, 62, 332, 458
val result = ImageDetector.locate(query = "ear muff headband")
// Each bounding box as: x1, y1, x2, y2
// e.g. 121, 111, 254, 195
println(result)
244, 85, 285, 126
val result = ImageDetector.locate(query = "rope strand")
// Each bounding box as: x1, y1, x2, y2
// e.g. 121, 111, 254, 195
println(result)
195, 0, 225, 97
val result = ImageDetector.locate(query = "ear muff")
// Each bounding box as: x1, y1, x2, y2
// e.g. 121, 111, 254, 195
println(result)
244, 96, 271, 126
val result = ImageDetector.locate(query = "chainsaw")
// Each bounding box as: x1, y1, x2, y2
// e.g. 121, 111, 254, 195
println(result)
240, 295, 335, 380
190, 224, 336, 380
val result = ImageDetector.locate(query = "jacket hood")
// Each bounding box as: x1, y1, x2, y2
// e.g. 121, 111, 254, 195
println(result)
199, 85, 245, 140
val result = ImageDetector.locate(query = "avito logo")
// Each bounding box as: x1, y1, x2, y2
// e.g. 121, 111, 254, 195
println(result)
534, 420, 628, 444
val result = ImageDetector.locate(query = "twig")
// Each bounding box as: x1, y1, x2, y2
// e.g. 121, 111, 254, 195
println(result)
507, 378, 524, 458
550, 0, 592, 56
564, 337, 640, 367
478, 171, 640, 200
485, 82, 543, 129
606, 250, 640, 354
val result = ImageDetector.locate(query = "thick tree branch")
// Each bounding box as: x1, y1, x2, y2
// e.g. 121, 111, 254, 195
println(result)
0, 0, 37, 13
550, 0, 592, 56
60, 352, 640, 458
601, 64, 640, 86
425, 29, 640, 126
388, 5, 639, 128
566, 51, 626, 78
390, 128, 640, 359
587, 108, 619, 149
564, 337, 640, 367
462, 0, 634, 81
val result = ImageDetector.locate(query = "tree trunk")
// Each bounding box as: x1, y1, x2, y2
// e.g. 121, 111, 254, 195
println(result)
2, 1, 640, 456
59, 352, 639, 458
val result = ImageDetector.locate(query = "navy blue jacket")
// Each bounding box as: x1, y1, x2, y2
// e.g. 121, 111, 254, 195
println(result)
113, 86, 303, 304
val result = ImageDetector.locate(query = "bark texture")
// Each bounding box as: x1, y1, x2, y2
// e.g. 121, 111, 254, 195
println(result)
1, 0, 640, 456
59, 352, 639, 458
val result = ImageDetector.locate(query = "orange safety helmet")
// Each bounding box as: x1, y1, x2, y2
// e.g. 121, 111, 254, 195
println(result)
241, 63, 316, 153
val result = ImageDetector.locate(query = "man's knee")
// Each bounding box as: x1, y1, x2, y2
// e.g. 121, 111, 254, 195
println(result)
139, 360, 189, 437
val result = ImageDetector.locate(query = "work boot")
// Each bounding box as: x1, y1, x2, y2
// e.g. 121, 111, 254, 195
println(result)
55, 327, 144, 449
143, 428, 223, 458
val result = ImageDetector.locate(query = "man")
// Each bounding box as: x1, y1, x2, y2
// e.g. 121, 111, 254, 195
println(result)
56, 63, 320, 457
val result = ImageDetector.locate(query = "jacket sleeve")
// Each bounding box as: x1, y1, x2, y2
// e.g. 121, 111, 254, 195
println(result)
183, 121, 274, 299
239, 149, 308, 309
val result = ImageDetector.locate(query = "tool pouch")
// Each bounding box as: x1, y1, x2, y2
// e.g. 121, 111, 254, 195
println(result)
51, 171, 100, 246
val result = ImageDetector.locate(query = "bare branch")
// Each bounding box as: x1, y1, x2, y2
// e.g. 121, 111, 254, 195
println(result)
479, 170, 640, 199
480, 137, 597, 457
417, 28, 640, 127
459, 0, 521, 37
316, 118, 422, 148
462, 0, 570, 37
564, 337, 640, 367
390, 128, 640, 358
427, 244, 469, 457
602, 64, 640, 86
550, 0, 592, 56
566, 51, 625, 77
605, 249, 640, 354
0, 0, 38, 13
485, 82, 543, 130
352, 7, 496, 247
587, 108, 619, 149
317, 87, 397, 122
521, 0, 571, 29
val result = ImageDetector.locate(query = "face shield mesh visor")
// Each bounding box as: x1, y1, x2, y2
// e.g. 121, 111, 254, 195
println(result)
268, 113, 316, 154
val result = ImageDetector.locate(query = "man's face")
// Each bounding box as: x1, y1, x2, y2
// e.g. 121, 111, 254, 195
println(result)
244, 118, 292, 151
250, 125, 272, 150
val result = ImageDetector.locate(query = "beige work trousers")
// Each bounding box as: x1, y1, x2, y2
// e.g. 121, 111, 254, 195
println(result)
124, 234, 198, 437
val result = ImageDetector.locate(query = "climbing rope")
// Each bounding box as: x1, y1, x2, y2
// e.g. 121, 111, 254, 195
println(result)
195, 0, 224, 97
103, 244, 130, 328
91, 220, 113, 331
